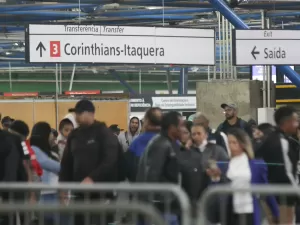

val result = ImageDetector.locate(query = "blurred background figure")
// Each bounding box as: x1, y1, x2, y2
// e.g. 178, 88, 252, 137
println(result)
109, 124, 123, 136
57, 118, 74, 159
1, 116, 14, 131
126, 107, 162, 182
118, 117, 141, 152
217, 103, 252, 138
180, 120, 192, 147
206, 128, 279, 225
191, 123, 228, 167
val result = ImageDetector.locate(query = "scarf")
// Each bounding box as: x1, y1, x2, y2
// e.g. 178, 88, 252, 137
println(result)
22, 140, 43, 177
226, 153, 253, 214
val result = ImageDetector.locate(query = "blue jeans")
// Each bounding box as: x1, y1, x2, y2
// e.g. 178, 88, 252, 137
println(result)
40, 193, 59, 225
40, 193, 71, 225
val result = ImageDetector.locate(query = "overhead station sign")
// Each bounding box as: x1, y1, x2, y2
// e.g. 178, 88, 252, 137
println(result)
233, 29, 300, 65
26, 24, 215, 65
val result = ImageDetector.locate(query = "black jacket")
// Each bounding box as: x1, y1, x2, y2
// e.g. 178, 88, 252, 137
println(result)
136, 133, 180, 184
59, 121, 120, 183
217, 118, 253, 138
0, 131, 28, 201
178, 149, 209, 208
257, 129, 299, 185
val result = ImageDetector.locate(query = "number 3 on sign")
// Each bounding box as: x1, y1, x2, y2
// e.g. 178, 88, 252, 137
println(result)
50, 41, 61, 57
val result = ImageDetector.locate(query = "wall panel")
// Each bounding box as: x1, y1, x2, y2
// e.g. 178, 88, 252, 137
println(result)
0, 99, 129, 132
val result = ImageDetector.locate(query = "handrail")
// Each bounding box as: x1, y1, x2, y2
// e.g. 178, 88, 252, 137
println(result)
197, 184, 300, 225
0, 182, 191, 225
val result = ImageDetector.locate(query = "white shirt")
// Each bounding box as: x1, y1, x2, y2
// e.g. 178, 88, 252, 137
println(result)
198, 139, 208, 152
226, 153, 253, 214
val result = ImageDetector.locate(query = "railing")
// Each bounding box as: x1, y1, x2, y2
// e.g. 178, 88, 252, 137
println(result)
197, 185, 300, 225
0, 182, 191, 225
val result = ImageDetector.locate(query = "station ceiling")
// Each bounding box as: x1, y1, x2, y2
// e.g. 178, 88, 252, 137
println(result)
0, 0, 300, 72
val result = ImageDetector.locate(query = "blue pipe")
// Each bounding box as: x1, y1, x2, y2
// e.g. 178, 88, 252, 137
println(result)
123, 15, 195, 19
0, 4, 96, 12
0, 10, 87, 17
99, 8, 213, 16
109, 69, 136, 95
208, 0, 300, 88
178, 67, 188, 95
0, 17, 193, 23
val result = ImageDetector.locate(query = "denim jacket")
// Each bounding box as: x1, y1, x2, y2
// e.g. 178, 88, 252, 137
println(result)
31, 146, 60, 193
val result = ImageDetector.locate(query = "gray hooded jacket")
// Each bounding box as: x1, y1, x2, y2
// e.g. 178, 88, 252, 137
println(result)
118, 117, 141, 152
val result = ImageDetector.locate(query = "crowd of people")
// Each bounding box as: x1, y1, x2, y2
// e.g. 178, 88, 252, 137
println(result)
0, 98, 300, 225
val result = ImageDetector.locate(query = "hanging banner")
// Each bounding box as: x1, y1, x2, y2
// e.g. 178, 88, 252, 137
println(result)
130, 95, 196, 112
152, 96, 196, 110
130, 96, 152, 112
64, 90, 101, 95
4, 92, 39, 97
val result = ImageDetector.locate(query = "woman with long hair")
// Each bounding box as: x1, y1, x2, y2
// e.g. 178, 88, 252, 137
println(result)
206, 128, 279, 225
30, 122, 60, 225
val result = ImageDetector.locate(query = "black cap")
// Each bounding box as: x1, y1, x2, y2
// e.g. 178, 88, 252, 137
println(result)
109, 124, 123, 132
74, 99, 95, 114
2, 116, 13, 126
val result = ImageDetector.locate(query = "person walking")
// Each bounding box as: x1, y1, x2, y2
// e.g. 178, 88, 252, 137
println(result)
59, 99, 120, 225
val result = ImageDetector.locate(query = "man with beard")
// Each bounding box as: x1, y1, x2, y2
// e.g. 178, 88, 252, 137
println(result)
118, 117, 141, 152
216, 103, 252, 138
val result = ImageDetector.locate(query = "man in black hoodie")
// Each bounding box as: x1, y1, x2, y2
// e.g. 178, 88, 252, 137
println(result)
59, 99, 120, 184
59, 99, 120, 225
257, 106, 299, 224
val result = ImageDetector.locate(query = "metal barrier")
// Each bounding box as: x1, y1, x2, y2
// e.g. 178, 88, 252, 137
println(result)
197, 185, 300, 225
0, 182, 191, 225
0, 201, 166, 225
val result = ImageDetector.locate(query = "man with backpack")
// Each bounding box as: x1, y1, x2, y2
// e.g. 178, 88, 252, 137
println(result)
217, 103, 253, 138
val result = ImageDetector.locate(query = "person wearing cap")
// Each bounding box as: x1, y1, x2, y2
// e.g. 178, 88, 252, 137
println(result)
109, 124, 123, 136
217, 103, 252, 138
59, 100, 120, 217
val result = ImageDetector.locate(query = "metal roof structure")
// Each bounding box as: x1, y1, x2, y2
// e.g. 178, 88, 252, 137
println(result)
0, 0, 300, 91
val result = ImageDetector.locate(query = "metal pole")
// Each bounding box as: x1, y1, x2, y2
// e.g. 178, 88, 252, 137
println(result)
139, 69, 142, 94
267, 18, 271, 107
222, 15, 226, 79
217, 12, 223, 79
166, 69, 172, 94
213, 65, 216, 80
59, 64, 62, 94
69, 64, 76, 91
261, 10, 267, 108
55, 64, 59, 129
8, 62, 12, 92
225, 18, 229, 79
230, 23, 234, 79
208, 66, 210, 81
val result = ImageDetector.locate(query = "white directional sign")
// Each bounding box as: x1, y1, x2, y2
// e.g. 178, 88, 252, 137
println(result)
233, 29, 300, 65
26, 24, 215, 65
